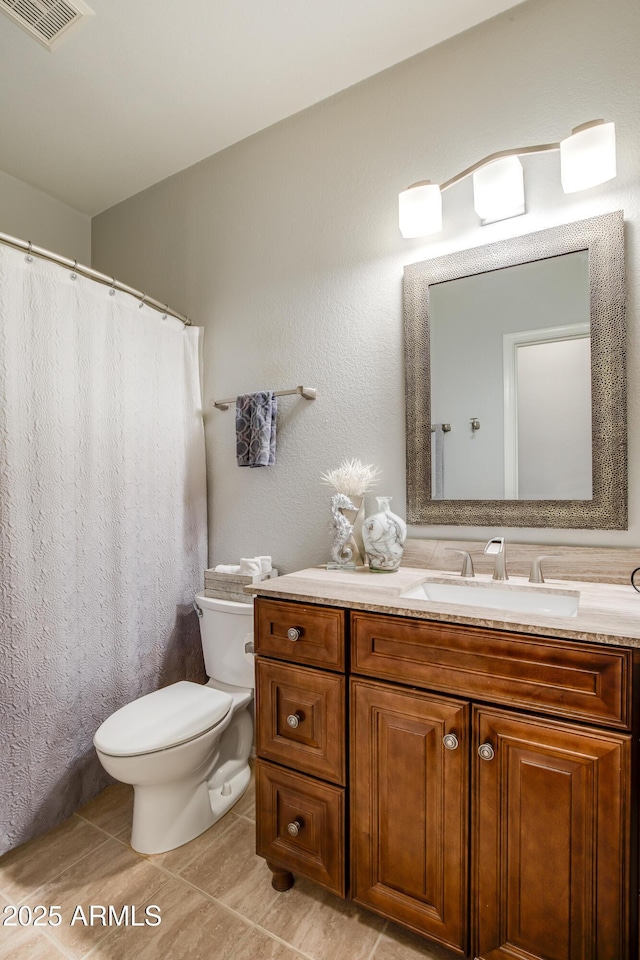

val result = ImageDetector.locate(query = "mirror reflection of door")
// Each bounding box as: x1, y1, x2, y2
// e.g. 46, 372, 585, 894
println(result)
429, 249, 591, 500
503, 326, 592, 499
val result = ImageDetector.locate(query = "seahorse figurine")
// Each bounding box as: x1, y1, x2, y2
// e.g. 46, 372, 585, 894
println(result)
329, 493, 357, 565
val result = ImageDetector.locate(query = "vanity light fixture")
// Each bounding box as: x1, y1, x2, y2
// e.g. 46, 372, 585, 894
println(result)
399, 119, 616, 238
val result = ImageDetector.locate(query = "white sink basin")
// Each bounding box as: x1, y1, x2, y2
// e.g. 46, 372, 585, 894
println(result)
400, 580, 579, 617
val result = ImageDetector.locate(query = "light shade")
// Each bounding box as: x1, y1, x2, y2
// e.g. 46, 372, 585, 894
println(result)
560, 120, 616, 194
398, 181, 442, 238
472, 156, 525, 224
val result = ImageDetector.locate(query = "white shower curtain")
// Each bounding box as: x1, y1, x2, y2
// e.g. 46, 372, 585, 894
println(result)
0, 244, 208, 854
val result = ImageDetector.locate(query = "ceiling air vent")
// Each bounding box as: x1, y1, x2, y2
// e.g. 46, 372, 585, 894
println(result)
0, 0, 93, 50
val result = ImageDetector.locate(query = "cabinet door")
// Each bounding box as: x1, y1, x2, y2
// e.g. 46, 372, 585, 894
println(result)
351, 678, 469, 955
473, 706, 632, 960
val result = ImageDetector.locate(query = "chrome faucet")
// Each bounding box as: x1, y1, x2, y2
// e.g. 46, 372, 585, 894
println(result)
446, 548, 475, 578
484, 537, 508, 581
529, 554, 560, 584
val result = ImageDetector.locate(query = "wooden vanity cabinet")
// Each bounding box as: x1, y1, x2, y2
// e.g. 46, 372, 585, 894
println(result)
254, 598, 347, 896
351, 611, 634, 960
254, 596, 636, 960
351, 690, 632, 960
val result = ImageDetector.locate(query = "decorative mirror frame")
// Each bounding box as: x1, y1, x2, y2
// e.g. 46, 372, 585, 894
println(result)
404, 210, 626, 528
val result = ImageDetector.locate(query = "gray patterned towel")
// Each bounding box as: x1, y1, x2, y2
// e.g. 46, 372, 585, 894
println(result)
236, 391, 277, 467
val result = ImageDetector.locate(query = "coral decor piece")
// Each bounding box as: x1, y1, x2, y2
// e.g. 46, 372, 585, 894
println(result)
321, 459, 381, 567
320, 458, 381, 496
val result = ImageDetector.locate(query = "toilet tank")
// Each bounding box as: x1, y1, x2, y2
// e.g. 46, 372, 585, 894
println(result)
194, 593, 255, 689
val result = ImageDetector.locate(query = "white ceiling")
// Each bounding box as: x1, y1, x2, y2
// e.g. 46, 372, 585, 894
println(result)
0, 0, 525, 216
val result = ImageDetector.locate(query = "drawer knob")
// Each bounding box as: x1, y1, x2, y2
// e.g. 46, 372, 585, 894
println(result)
443, 733, 459, 751
478, 742, 495, 761
287, 819, 302, 837
287, 627, 301, 642
286, 713, 302, 729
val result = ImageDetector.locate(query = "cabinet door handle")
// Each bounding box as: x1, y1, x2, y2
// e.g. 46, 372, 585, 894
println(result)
286, 713, 302, 728
443, 733, 459, 750
287, 627, 301, 642
287, 818, 303, 837
478, 742, 495, 761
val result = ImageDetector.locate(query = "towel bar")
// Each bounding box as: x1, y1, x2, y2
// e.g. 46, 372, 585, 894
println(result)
212, 385, 317, 411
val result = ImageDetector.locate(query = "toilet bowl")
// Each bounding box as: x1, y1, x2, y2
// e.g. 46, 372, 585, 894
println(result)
93, 594, 255, 854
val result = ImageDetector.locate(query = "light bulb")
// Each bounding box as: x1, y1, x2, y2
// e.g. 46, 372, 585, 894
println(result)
472, 156, 525, 224
560, 120, 616, 193
399, 181, 442, 238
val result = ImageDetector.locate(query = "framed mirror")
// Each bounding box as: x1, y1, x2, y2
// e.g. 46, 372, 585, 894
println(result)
404, 211, 626, 528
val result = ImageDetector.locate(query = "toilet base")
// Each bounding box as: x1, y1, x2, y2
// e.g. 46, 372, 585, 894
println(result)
130, 762, 252, 855
129, 705, 254, 855
209, 763, 251, 820
131, 777, 217, 855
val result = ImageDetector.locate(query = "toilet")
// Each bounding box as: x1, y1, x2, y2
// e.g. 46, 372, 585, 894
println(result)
93, 594, 255, 855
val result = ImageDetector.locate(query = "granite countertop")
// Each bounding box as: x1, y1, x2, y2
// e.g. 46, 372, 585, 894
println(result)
250, 566, 640, 649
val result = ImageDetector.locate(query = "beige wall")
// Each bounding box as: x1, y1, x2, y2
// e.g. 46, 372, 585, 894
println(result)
92, 0, 640, 573
0, 168, 90, 263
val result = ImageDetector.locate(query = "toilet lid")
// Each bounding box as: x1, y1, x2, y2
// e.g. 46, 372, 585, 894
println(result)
93, 681, 233, 757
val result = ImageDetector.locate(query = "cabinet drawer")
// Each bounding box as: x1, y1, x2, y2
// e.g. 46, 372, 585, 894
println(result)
255, 598, 345, 670
256, 659, 345, 784
256, 760, 346, 896
351, 612, 631, 729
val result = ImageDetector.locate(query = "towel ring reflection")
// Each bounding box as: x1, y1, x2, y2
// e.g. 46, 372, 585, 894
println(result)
631, 568, 640, 593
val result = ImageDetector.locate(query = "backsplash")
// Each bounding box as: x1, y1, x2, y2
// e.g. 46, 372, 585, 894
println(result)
403, 538, 640, 585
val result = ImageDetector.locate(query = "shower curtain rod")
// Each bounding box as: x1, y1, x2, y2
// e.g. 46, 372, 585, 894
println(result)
0, 231, 192, 327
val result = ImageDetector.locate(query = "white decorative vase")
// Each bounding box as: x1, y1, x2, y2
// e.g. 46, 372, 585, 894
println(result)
362, 497, 407, 572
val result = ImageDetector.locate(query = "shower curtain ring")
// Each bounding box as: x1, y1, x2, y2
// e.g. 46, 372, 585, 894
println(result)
70, 260, 78, 280
25, 241, 33, 264
138, 293, 146, 309
109, 278, 116, 297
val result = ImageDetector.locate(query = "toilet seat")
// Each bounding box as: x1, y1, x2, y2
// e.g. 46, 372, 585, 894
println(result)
94, 680, 233, 758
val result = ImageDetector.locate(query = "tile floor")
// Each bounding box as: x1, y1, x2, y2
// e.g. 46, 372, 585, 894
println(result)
0, 774, 452, 960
